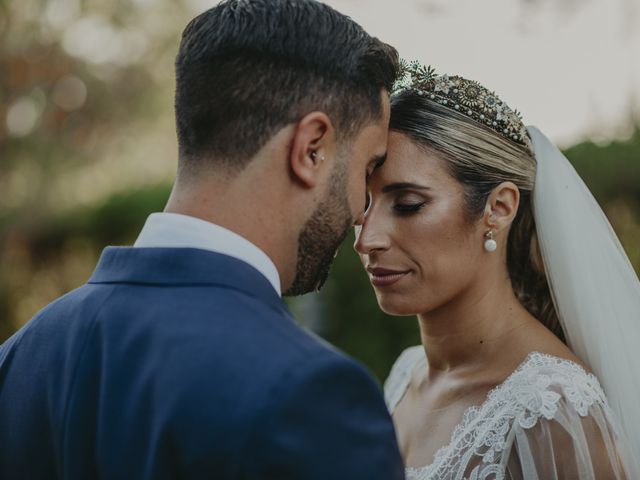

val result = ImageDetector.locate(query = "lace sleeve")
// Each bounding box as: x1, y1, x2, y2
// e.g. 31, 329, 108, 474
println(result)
383, 345, 424, 413
438, 354, 634, 480
499, 358, 632, 480
506, 395, 629, 479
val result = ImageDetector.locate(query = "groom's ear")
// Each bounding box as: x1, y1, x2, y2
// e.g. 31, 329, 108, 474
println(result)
484, 182, 520, 232
288, 111, 336, 189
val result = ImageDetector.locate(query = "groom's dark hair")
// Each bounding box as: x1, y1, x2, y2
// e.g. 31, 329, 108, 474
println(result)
174, 0, 399, 173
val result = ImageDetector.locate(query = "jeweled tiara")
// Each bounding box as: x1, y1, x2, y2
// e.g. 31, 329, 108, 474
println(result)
393, 61, 529, 147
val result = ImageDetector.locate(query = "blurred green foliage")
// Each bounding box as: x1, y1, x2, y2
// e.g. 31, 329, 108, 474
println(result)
1, 0, 639, 382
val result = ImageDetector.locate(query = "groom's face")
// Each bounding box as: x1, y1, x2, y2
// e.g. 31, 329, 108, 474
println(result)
284, 94, 391, 296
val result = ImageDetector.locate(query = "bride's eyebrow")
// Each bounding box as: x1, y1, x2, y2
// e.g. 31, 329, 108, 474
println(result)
381, 182, 431, 193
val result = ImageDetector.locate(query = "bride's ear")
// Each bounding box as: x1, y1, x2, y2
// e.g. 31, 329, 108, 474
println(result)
483, 182, 520, 232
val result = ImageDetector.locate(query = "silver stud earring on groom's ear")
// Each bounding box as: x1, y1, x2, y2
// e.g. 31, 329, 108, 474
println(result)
484, 230, 497, 252
310, 151, 325, 162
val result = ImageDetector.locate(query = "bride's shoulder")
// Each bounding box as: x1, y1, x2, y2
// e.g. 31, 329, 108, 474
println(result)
383, 345, 424, 411
498, 351, 609, 420
446, 354, 623, 480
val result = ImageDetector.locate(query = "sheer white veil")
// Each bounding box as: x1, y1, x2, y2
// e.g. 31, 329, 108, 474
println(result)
528, 126, 640, 477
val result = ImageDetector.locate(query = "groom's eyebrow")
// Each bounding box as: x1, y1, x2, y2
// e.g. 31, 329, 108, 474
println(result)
382, 182, 431, 193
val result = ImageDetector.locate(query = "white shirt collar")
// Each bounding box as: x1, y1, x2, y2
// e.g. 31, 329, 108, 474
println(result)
134, 212, 282, 296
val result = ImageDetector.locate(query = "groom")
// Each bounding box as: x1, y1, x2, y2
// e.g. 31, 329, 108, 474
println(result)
0, 0, 404, 478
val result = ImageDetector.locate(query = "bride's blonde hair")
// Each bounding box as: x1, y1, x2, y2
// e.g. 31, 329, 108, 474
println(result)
390, 91, 565, 342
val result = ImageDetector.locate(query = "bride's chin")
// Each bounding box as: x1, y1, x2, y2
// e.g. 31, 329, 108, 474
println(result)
376, 295, 420, 317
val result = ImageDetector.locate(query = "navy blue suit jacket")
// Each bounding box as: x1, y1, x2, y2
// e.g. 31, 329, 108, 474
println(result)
0, 247, 404, 479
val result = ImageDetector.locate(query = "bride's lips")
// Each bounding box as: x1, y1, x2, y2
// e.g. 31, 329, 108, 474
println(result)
366, 267, 411, 287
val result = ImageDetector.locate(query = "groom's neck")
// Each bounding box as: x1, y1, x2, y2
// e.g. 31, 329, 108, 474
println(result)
164, 160, 302, 294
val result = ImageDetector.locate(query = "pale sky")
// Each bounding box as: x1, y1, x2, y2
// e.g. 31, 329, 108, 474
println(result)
320, 0, 640, 147
48, 0, 639, 149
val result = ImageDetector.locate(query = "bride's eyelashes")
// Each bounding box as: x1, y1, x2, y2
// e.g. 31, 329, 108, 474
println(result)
394, 202, 427, 214
393, 193, 431, 214
364, 191, 431, 214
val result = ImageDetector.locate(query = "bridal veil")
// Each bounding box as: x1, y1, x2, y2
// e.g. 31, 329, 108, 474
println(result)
529, 126, 640, 478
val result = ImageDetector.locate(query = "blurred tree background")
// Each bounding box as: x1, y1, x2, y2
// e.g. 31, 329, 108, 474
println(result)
1, 0, 639, 382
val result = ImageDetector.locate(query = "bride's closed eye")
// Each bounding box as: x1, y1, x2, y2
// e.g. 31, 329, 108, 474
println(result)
394, 194, 430, 214
394, 202, 426, 213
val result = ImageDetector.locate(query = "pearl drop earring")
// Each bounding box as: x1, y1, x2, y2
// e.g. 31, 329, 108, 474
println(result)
484, 230, 497, 252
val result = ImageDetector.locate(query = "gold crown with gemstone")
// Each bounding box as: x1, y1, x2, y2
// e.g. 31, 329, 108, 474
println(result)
393, 61, 530, 147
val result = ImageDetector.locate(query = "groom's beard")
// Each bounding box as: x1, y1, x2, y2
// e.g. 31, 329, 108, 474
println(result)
284, 161, 352, 296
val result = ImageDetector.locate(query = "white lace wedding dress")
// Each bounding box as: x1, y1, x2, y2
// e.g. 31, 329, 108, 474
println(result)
384, 347, 629, 480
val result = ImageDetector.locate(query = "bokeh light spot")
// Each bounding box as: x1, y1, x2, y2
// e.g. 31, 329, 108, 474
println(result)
52, 75, 87, 111
6, 97, 41, 137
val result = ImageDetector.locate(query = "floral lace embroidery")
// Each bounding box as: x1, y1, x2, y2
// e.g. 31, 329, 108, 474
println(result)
385, 350, 610, 480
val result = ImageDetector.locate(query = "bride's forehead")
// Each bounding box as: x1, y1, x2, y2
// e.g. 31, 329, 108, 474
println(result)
378, 142, 449, 179
387, 133, 440, 164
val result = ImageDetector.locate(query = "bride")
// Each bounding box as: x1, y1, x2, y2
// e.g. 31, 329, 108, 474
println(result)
355, 63, 640, 479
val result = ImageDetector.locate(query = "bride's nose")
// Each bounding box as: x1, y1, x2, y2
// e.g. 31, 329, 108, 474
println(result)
353, 214, 390, 255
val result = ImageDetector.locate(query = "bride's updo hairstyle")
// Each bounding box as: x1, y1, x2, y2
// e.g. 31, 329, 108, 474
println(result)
390, 67, 565, 342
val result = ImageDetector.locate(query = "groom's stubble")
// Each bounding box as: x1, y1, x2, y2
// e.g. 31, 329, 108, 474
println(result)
284, 158, 352, 296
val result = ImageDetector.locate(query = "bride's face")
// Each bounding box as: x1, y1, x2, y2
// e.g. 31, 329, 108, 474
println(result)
354, 131, 485, 315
